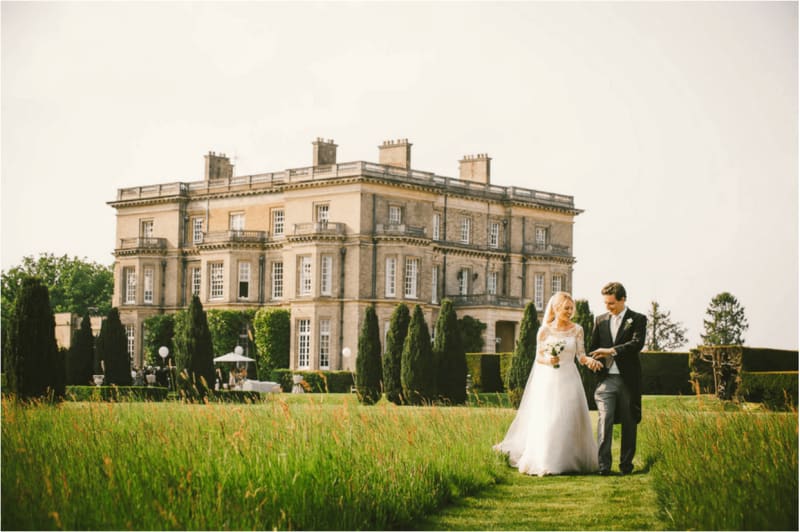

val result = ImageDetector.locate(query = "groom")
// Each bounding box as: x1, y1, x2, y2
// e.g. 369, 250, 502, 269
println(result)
589, 282, 646, 476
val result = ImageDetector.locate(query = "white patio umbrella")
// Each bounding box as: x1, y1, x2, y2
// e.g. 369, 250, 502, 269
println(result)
213, 352, 255, 363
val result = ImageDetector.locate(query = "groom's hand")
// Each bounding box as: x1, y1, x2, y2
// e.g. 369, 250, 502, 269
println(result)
590, 348, 615, 360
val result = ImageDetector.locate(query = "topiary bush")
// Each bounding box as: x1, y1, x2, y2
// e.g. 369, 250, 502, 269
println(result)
401, 305, 435, 405
356, 305, 382, 405
506, 302, 539, 408
383, 304, 410, 405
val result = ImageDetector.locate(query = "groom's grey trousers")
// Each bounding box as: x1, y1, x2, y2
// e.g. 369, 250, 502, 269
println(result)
595, 374, 636, 473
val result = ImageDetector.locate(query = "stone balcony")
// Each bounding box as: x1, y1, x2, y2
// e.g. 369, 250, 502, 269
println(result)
523, 243, 572, 257
117, 237, 168, 254
375, 223, 426, 237
447, 294, 523, 308
200, 230, 268, 244
292, 222, 346, 237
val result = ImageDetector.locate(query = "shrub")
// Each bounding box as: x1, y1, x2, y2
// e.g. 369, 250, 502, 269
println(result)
6, 276, 61, 399
270, 370, 355, 393
253, 307, 291, 377
209, 390, 262, 403
506, 302, 539, 408
356, 305, 382, 404
65, 385, 169, 402
207, 309, 256, 363
383, 304, 410, 404
433, 299, 467, 405
457, 315, 486, 353
401, 305, 435, 404
142, 314, 174, 367
67, 314, 95, 385
465, 353, 513, 393
177, 296, 215, 398
737, 371, 798, 411
96, 308, 132, 386
640, 351, 692, 395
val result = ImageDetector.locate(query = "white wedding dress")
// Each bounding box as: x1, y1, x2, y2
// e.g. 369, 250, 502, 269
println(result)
494, 324, 599, 476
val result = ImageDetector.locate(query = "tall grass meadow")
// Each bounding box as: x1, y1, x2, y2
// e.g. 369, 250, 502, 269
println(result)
2, 395, 512, 530
640, 407, 798, 530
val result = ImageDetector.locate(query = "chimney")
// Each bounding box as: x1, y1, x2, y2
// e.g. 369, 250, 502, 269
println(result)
459, 153, 491, 184
378, 138, 412, 169
204, 151, 234, 181
312, 138, 338, 166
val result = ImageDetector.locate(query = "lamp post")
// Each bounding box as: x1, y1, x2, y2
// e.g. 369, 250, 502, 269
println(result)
159, 346, 171, 391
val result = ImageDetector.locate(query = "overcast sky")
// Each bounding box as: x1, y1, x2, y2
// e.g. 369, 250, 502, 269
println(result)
2, 2, 797, 349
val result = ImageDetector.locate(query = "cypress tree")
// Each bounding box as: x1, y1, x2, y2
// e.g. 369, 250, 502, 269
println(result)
572, 299, 596, 409
68, 313, 95, 385
356, 304, 382, 405
507, 301, 540, 408
400, 305, 435, 405
182, 295, 215, 398
97, 308, 132, 385
433, 299, 467, 405
383, 304, 410, 405
7, 276, 59, 399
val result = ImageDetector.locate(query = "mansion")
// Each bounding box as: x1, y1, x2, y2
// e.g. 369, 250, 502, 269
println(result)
109, 138, 581, 370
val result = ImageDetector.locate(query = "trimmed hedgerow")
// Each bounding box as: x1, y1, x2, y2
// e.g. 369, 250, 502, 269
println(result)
737, 371, 798, 411
270, 370, 355, 393
65, 386, 169, 402
640, 351, 692, 395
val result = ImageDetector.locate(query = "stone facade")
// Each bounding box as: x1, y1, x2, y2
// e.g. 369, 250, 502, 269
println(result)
109, 138, 581, 370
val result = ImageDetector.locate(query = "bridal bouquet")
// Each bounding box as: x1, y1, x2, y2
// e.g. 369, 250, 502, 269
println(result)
544, 339, 566, 369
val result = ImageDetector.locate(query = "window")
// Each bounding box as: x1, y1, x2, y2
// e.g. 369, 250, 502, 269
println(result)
552, 274, 563, 294
535, 227, 548, 247
210, 263, 224, 300
431, 265, 439, 304
432, 213, 441, 241
389, 205, 402, 225
191, 267, 201, 296
229, 212, 245, 232
141, 220, 154, 238
272, 262, 284, 299
320, 255, 333, 295
490, 222, 500, 248
316, 204, 329, 223
534, 273, 545, 310
272, 209, 285, 237
299, 256, 312, 296
124, 267, 136, 304
404, 258, 419, 298
488, 271, 498, 295
460, 217, 471, 244
319, 319, 331, 369
238, 262, 250, 299
143, 266, 154, 304
298, 319, 311, 368
458, 268, 470, 296
192, 217, 204, 244
385, 257, 397, 297
125, 324, 135, 358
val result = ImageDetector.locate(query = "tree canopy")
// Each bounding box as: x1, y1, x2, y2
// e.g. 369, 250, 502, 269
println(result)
702, 292, 749, 346
645, 301, 688, 351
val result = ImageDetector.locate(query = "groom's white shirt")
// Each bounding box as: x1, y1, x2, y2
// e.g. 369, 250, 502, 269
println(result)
607, 306, 628, 375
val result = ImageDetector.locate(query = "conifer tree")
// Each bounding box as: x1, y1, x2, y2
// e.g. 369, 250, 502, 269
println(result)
97, 308, 132, 385
572, 299, 596, 409
356, 304, 382, 404
383, 304, 410, 405
433, 299, 467, 404
68, 313, 95, 385
181, 295, 215, 398
7, 276, 60, 399
702, 292, 748, 346
507, 301, 540, 408
401, 305, 435, 405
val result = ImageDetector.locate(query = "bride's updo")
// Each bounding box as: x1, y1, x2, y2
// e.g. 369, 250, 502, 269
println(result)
544, 291, 575, 325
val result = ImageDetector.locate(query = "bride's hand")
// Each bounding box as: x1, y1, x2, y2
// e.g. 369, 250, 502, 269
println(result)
550, 356, 560, 366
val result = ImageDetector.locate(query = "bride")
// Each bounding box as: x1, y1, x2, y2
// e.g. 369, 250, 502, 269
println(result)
494, 291, 601, 476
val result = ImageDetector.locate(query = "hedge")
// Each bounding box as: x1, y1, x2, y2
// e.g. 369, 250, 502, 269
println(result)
640, 351, 692, 395
465, 353, 512, 393
736, 371, 798, 411
270, 370, 355, 393
208, 390, 262, 403
65, 386, 169, 402
741, 348, 799, 372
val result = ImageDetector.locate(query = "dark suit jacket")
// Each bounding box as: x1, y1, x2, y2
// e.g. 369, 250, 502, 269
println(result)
590, 308, 647, 423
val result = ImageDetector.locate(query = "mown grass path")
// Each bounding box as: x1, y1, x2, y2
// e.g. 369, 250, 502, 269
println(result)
417, 411, 665, 531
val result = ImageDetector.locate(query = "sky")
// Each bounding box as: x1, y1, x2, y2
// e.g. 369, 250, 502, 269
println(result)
2, 1, 797, 350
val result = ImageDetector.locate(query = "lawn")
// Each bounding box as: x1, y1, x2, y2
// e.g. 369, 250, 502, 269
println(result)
2, 393, 796, 530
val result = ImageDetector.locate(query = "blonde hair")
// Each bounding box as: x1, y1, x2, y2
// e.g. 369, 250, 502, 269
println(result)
544, 291, 575, 325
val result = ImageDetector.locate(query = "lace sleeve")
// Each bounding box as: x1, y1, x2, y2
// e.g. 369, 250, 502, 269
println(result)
575, 325, 586, 362
535, 325, 550, 364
